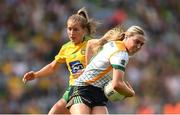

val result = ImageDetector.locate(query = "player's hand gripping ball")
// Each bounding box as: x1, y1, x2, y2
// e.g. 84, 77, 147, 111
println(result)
104, 81, 125, 101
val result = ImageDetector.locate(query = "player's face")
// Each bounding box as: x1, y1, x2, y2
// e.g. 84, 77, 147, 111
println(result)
125, 34, 145, 55
67, 20, 86, 44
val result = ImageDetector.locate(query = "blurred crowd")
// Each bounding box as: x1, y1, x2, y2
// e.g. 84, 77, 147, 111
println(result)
0, 0, 179, 114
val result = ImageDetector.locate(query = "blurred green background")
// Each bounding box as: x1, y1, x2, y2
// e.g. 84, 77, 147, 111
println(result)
0, 0, 179, 114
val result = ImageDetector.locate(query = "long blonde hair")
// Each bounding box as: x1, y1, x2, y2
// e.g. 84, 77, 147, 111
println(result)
92, 25, 125, 55
92, 25, 145, 55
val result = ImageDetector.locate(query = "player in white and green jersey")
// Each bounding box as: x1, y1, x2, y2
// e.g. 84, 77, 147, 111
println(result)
67, 25, 147, 114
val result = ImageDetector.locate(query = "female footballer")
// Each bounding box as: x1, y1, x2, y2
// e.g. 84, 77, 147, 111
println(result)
22, 7, 99, 114
66, 25, 147, 114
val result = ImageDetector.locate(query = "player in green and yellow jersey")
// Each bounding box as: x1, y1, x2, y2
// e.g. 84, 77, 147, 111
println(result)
55, 35, 91, 85
22, 7, 99, 114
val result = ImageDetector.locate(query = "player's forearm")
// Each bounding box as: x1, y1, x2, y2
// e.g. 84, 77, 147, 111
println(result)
34, 63, 57, 78
113, 82, 135, 97
112, 69, 135, 97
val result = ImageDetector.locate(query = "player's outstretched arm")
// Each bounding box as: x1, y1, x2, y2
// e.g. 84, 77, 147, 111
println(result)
22, 60, 59, 84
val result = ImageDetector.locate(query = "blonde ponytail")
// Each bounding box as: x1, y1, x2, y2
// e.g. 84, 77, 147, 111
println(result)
103, 25, 125, 41
77, 7, 89, 22
68, 7, 100, 35
92, 25, 125, 55
77, 7, 100, 35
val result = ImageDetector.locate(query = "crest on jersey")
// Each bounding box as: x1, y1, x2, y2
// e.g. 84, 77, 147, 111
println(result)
81, 49, 85, 55
121, 59, 125, 66
69, 60, 84, 73
110, 42, 114, 47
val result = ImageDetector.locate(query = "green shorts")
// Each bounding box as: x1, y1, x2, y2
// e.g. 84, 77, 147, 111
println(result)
62, 86, 71, 102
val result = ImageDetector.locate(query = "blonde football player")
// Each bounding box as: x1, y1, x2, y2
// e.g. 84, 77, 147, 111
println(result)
67, 25, 146, 114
